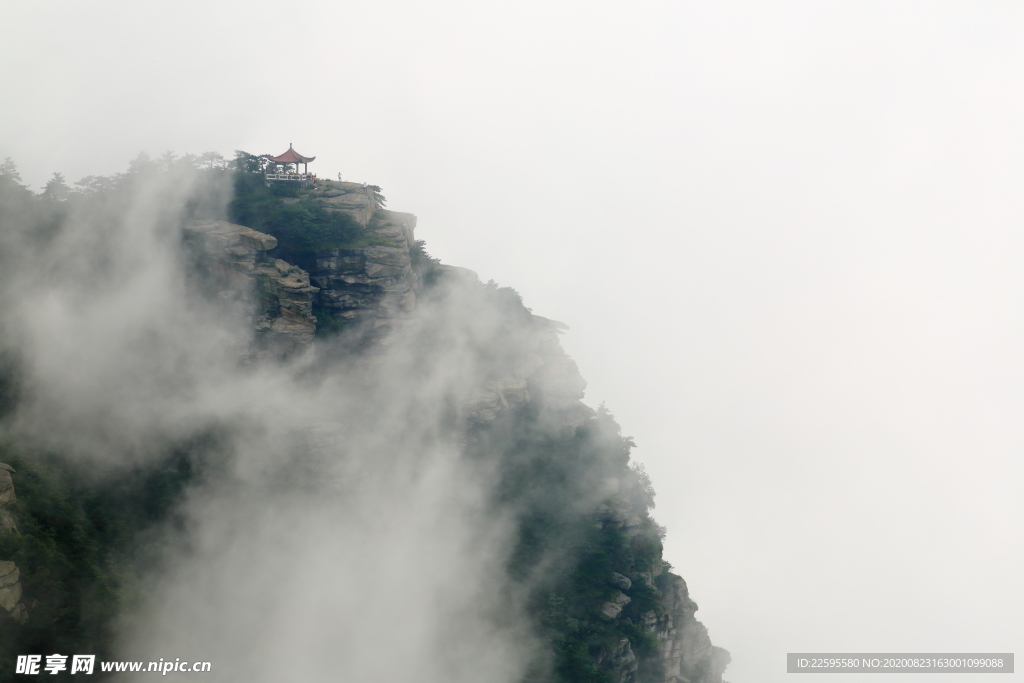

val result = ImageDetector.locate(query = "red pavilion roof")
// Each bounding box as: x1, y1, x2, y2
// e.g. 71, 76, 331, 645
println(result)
267, 144, 315, 164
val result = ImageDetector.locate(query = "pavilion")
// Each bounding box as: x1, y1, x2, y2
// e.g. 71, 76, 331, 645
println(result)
264, 144, 316, 185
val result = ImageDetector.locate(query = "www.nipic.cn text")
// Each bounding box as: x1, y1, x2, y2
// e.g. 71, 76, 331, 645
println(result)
16, 655, 212, 675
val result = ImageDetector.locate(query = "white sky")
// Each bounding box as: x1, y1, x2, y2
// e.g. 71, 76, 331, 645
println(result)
4, 1, 1023, 680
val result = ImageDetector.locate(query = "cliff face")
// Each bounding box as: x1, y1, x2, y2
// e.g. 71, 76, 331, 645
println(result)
593, 576, 731, 683
183, 180, 729, 683
311, 206, 419, 352
182, 219, 319, 361
185, 181, 421, 359
0, 464, 27, 624
586, 498, 729, 683
645, 576, 731, 683
27, 174, 728, 682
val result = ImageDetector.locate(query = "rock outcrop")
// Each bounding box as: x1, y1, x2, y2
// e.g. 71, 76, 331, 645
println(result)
464, 378, 532, 424
179, 181, 729, 681
456, 312, 595, 435
0, 463, 16, 534
183, 219, 319, 361
643, 574, 731, 683
599, 638, 640, 683
317, 181, 378, 227
0, 463, 28, 624
309, 184, 419, 353
595, 499, 646, 538
590, 492, 730, 683
601, 591, 633, 619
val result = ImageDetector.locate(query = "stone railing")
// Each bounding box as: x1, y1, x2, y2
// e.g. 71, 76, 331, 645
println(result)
264, 172, 315, 182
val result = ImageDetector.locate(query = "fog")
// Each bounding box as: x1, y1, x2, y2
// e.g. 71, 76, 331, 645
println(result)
0, 163, 556, 680
4, 1, 1024, 680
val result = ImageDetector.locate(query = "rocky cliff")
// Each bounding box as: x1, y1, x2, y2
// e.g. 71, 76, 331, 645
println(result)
0, 464, 27, 624
247, 179, 733, 679
184, 181, 421, 360
182, 219, 319, 361
184, 178, 730, 683
311, 211, 419, 352
642, 575, 731, 683
0, 157, 733, 683
1, 168, 728, 681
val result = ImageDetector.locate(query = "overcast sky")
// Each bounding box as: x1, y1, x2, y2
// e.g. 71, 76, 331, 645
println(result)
5, 1, 1023, 680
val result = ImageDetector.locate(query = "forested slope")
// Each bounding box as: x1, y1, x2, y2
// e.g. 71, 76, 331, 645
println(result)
0, 155, 728, 683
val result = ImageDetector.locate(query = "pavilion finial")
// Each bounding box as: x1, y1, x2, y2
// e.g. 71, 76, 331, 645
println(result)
268, 145, 314, 165
265, 144, 317, 187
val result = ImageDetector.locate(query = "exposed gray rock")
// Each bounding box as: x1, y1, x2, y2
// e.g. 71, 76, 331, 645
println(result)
238, 229, 278, 252
646, 575, 731, 683
0, 561, 22, 612
523, 321, 593, 434
0, 562, 18, 581
463, 378, 532, 424
454, 312, 595, 432
183, 219, 318, 361
0, 510, 14, 534
252, 259, 319, 360
362, 245, 411, 267
0, 469, 28, 624
8, 601, 27, 623
181, 191, 729, 683
595, 499, 634, 527
611, 572, 633, 591
601, 591, 632, 619
315, 181, 378, 227
528, 341, 586, 404
383, 211, 417, 249
624, 514, 644, 537
310, 209, 418, 353
0, 464, 17, 534
434, 265, 480, 283
599, 638, 639, 683
591, 561, 728, 683
531, 315, 570, 332
0, 464, 15, 509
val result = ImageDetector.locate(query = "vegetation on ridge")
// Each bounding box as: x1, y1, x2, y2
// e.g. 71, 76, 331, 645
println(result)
229, 152, 389, 271
0, 444, 205, 672
468, 287, 667, 683
0, 157, 679, 683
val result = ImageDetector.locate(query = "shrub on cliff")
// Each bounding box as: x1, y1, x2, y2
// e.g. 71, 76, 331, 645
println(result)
229, 152, 382, 271
0, 444, 205, 680
466, 351, 666, 682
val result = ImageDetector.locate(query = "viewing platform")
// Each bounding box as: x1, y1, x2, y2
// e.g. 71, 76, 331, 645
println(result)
264, 172, 316, 183
264, 144, 317, 187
